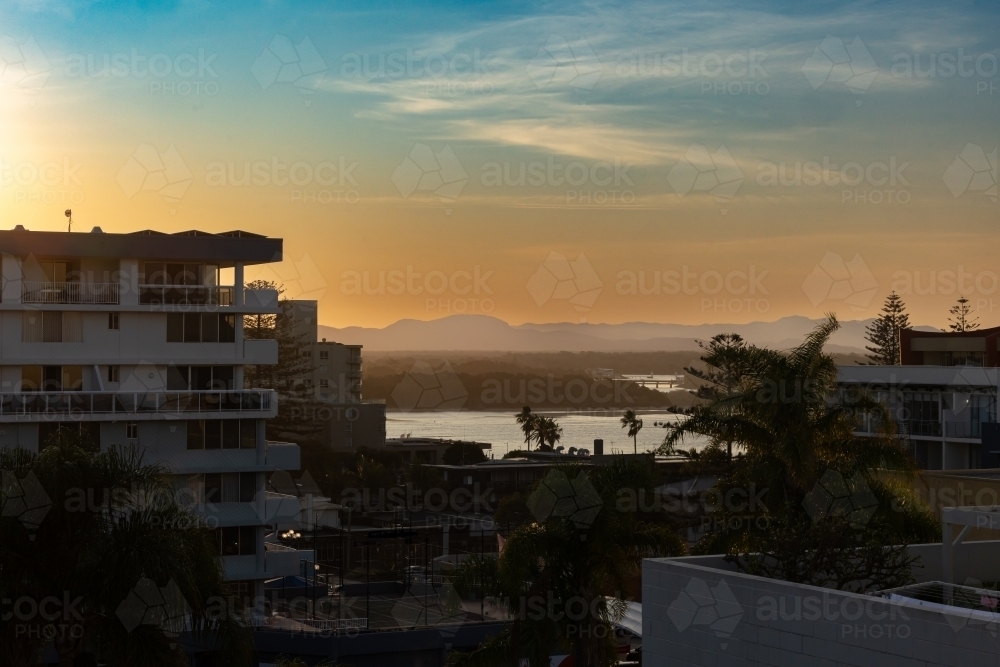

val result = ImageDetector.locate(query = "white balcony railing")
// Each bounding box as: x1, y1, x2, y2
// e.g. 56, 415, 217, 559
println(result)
0, 390, 275, 417
22, 282, 120, 305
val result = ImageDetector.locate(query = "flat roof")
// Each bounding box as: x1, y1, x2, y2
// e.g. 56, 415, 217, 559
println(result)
837, 364, 999, 388
0, 227, 281, 265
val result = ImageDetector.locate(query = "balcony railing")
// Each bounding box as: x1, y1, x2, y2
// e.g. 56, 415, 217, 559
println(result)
906, 419, 943, 437
945, 421, 984, 439
0, 390, 274, 417
139, 284, 234, 306
22, 282, 120, 305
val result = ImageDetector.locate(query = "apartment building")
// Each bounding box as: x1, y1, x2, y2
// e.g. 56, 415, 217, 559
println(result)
286, 299, 386, 451
0, 225, 307, 602
838, 326, 1000, 470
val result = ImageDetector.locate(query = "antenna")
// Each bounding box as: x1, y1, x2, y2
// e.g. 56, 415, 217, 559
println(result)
65, 209, 72, 232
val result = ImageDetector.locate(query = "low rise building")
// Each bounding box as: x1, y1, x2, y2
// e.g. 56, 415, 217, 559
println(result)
838, 326, 1000, 470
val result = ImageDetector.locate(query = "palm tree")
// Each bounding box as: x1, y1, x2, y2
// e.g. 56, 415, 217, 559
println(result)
514, 406, 537, 451
620, 409, 643, 454
0, 429, 252, 667
451, 458, 684, 667
658, 315, 937, 588
532, 416, 562, 451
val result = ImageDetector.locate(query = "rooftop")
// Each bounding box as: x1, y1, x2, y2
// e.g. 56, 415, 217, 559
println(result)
0, 226, 281, 265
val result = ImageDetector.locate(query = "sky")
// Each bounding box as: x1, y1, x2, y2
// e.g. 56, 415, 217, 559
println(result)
0, 0, 998, 330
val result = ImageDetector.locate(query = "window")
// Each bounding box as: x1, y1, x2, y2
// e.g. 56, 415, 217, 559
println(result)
167, 366, 235, 391
188, 419, 254, 450
141, 262, 203, 285
108, 366, 120, 383
214, 526, 257, 557
187, 420, 205, 450
21, 366, 83, 391
319, 379, 329, 389
125, 422, 138, 439
43, 312, 62, 342
319, 365, 328, 375
167, 313, 237, 343
240, 419, 257, 449
108, 312, 119, 330
22, 312, 82, 343
319, 350, 329, 360
204, 473, 256, 506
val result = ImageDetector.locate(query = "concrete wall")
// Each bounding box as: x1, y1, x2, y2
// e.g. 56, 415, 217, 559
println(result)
643, 555, 1000, 667
668, 541, 1000, 586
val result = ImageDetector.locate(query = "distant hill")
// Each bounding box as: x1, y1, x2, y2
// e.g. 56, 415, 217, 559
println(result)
318, 314, 939, 354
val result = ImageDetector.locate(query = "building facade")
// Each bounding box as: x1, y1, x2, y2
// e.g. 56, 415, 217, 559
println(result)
0, 226, 307, 601
285, 299, 386, 451
839, 326, 1000, 470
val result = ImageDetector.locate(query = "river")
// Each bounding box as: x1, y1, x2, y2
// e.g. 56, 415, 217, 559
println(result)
385, 410, 709, 456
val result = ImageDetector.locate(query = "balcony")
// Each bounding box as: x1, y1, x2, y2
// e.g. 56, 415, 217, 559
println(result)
0, 390, 276, 420
139, 284, 234, 306
945, 421, 985, 439
906, 419, 943, 437
22, 282, 119, 305
193, 492, 301, 527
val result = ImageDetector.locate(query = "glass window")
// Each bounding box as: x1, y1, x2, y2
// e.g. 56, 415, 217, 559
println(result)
239, 473, 256, 503
220, 526, 239, 556
166, 314, 183, 342
42, 311, 62, 342
141, 262, 167, 285
222, 420, 240, 449
219, 315, 236, 343
43, 366, 62, 391
205, 420, 222, 449
192, 366, 213, 390
166, 264, 185, 285
183, 313, 201, 342
212, 366, 234, 390
239, 526, 256, 556
22, 313, 43, 342
201, 313, 219, 342
240, 419, 257, 449
108, 312, 120, 330
221, 473, 240, 502
205, 473, 222, 504
62, 366, 83, 391
187, 420, 205, 450
21, 365, 42, 391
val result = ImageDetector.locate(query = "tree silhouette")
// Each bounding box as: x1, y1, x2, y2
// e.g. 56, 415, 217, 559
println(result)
947, 296, 979, 332
864, 292, 910, 365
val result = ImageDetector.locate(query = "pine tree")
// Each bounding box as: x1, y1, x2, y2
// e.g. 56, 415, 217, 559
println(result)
947, 296, 980, 332
243, 280, 325, 446
864, 292, 910, 365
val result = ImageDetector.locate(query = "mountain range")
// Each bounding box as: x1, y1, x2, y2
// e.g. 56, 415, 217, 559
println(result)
318, 315, 939, 354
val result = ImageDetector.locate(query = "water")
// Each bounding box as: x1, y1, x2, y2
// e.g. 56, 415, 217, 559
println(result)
386, 410, 709, 456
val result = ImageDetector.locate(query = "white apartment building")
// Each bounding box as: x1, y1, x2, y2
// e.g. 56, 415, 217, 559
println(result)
0, 225, 308, 602
286, 299, 386, 451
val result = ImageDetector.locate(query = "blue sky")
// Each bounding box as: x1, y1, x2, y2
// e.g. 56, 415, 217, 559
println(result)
1, 0, 998, 327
